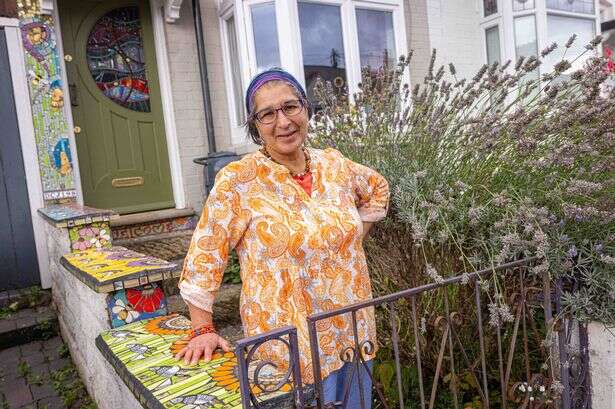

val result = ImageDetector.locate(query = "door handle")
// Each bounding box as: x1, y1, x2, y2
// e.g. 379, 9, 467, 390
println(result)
69, 83, 79, 106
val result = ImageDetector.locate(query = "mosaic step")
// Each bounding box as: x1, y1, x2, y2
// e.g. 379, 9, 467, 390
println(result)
60, 246, 179, 293
96, 314, 294, 409
38, 203, 117, 228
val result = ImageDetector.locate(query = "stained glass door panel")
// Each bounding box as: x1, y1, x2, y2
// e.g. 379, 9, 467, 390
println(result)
86, 6, 151, 112
59, 0, 174, 214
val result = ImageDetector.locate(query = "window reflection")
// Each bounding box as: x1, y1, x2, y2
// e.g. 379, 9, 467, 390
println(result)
298, 2, 346, 105
251, 3, 280, 71
546, 15, 595, 74
513, 0, 534, 12
226, 16, 245, 125
546, 0, 594, 14
485, 26, 501, 64
356, 8, 396, 79
514, 15, 539, 79
483, 0, 497, 16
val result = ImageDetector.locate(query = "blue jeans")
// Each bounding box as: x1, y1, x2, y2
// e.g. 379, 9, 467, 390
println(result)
321, 360, 373, 409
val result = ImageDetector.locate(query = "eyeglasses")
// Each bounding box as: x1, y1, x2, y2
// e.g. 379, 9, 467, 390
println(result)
252, 99, 305, 124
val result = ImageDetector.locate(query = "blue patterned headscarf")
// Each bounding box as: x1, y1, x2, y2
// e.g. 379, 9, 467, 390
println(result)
245, 68, 308, 114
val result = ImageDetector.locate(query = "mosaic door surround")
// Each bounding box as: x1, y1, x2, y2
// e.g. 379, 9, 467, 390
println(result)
59, 0, 175, 215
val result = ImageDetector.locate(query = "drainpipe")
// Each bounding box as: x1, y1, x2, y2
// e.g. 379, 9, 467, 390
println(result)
192, 0, 216, 153
191, 0, 239, 193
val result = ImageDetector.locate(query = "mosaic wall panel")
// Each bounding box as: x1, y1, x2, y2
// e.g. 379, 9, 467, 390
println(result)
108, 283, 168, 328
112, 216, 197, 241
18, 9, 77, 201
69, 222, 112, 252
61, 246, 178, 293
96, 314, 290, 409
38, 203, 116, 228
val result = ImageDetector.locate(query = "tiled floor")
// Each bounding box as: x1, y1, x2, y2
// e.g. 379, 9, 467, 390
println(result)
0, 337, 93, 409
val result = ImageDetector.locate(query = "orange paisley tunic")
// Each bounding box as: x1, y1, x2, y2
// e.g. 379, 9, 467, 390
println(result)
179, 147, 389, 382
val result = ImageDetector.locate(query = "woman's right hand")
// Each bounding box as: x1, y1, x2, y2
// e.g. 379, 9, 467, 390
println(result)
175, 333, 231, 366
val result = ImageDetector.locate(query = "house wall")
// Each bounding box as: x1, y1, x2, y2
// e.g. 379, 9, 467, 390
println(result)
162, 0, 235, 213
424, 0, 484, 81
405, 0, 432, 85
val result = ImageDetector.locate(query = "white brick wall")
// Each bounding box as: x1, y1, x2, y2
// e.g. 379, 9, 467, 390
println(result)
425, 0, 484, 81
163, 0, 234, 213
405, 0, 432, 85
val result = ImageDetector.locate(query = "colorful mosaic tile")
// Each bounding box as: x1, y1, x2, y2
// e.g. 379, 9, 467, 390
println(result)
107, 283, 168, 328
38, 203, 116, 228
18, 13, 77, 201
96, 315, 290, 409
61, 246, 178, 293
69, 222, 112, 252
112, 216, 197, 241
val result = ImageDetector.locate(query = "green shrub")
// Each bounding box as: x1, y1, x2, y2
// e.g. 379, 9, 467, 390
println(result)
310, 35, 613, 406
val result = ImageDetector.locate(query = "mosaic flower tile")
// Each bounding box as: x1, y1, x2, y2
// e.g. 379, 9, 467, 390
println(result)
38, 203, 116, 228
60, 246, 178, 293
96, 315, 291, 409
69, 222, 112, 252
108, 283, 168, 328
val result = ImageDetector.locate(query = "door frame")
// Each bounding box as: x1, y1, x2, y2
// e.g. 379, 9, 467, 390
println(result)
1, 17, 51, 288
51, 0, 187, 210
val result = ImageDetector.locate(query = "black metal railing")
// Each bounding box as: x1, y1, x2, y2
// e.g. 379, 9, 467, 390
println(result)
237, 258, 591, 409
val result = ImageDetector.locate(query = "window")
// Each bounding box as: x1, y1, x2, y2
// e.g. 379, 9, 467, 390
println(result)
356, 8, 396, 76
545, 15, 595, 72
225, 16, 245, 125
514, 15, 538, 77
513, 0, 534, 12
298, 2, 346, 104
483, 0, 498, 17
546, 0, 594, 15
250, 2, 280, 70
218, 0, 407, 145
514, 15, 538, 60
485, 26, 501, 64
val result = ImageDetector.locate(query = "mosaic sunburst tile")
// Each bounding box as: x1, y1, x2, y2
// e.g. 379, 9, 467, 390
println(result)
60, 246, 178, 293
96, 315, 292, 409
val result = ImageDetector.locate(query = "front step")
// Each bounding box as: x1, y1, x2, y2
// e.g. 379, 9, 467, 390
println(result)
0, 305, 58, 350
111, 207, 196, 242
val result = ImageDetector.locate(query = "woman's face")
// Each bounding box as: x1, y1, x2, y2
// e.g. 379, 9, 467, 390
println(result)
253, 82, 308, 157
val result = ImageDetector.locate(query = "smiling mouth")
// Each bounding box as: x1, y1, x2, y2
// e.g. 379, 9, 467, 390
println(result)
277, 131, 297, 138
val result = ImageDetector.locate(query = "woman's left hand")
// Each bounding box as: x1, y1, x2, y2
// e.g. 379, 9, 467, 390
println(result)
175, 333, 231, 366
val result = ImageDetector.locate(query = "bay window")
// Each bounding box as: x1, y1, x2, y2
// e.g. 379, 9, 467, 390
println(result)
249, 2, 280, 70
356, 8, 396, 76
485, 25, 501, 65
218, 0, 408, 143
480, 0, 599, 80
298, 2, 346, 104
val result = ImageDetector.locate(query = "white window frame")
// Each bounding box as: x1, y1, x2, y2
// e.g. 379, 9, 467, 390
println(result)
478, 0, 601, 73
218, 0, 408, 148
219, 6, 248, 144
482, 22, 504, 65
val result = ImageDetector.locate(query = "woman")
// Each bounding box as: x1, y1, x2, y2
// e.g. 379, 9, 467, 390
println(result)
176, 68, 389, 408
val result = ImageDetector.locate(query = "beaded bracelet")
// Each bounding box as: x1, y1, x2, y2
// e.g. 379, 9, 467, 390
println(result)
188, 324, 216, 339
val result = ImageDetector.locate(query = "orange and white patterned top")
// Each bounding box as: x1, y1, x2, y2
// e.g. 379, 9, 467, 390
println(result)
179, 147, 389, 382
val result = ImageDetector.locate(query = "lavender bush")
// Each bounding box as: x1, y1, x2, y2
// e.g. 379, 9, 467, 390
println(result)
310, 35, 614, 326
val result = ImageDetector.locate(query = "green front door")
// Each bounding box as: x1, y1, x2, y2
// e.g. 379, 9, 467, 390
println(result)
60, 0, 174, 214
